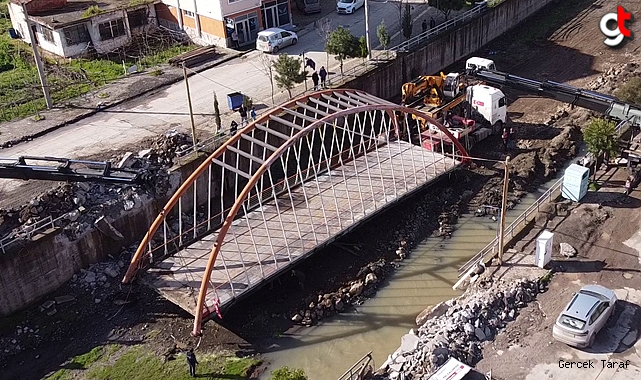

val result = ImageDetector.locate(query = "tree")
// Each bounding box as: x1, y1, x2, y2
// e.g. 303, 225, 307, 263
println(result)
315, 17, 333, 70
359, 36, 368, 62
428, 0, 466, 21
583, 118, 618, 180
269, 366, 308, 380
616, 77, 641, 105
401, 2, 413, 40
326, 26, 360, 77
377, 20, 391, 57
213, 91, 221, 132
273, 54, 307, 99
257, 52, 276, 105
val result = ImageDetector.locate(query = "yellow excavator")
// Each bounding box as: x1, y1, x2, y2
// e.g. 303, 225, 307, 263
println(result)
401, 73, 448, 106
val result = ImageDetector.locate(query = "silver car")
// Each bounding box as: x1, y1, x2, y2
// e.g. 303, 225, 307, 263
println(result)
552, 284, 617, 348
256, 28, 298, 54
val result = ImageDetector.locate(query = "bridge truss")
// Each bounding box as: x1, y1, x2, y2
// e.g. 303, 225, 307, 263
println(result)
122, 89, 469, 335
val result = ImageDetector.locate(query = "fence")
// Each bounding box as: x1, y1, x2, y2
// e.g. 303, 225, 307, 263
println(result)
0, 214, 64, 254
457, 176, 565, 277
337, 351, 374, 380
389, 2, 490, 53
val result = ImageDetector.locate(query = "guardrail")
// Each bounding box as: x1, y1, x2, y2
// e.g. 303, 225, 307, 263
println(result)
337, 351, 374, 380
390, 2, 489, 53
0, 214, 60, 254
457, 176, 565, 277
175, 132, 229, 159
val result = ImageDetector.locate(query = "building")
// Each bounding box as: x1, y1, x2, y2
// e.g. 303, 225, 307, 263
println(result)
156, 0, 292, 48
7, 0, 158, 58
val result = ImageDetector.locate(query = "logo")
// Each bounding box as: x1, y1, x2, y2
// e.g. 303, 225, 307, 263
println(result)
600, 6, 633, 47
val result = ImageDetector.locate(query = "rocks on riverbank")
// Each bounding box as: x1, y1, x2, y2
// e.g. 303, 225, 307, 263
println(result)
378, 277, 548, 379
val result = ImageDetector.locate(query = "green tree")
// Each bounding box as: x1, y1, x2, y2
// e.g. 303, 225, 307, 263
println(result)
326, 26, 361, 76
401, 2, 413, 40
359, 36, 368, 62
377, 20, 391, 57
583, 118, 618, 180
428, 0, 466, 20
269, 366, 308, 380
273, 54, 307, 98
213, 91, 221, 132
615, 77, 641, 105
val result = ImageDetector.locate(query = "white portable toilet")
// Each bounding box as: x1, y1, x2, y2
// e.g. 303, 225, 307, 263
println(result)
535, 230, 554, 268
562, 164, 590, 202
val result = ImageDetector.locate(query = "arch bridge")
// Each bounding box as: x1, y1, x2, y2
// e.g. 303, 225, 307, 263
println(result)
123, 89, 469, 335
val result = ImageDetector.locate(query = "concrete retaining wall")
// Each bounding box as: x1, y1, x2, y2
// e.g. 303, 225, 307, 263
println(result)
344, 0, 558, 99
0, 154, 210, 316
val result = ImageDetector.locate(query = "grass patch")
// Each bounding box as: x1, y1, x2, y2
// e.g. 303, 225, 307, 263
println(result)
82, 5, 103, 18
86, 346, 260, 380
0, 0, 196, 122
589, 182, 600, 191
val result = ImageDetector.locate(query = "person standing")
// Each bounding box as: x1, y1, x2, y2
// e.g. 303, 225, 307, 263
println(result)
319, 66, 327, 88
422, 19, 428, 33
508, 127, 516, 150
311, 71, 320, 91
501, 127, 509, 153
231, 29, 239, 49
238, 104, 248, 126
250, 107, 257, 122
625, 177, 633, 196
430, 17, 436, 29
230, 120, 238, 135
186, 349, 198, 377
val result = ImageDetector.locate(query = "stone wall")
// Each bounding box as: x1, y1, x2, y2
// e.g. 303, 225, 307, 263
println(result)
343, 0, 559, 100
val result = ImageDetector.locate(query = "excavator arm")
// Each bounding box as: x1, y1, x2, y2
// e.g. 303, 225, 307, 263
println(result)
0, 156, 146, 184
468, 68, 641, 130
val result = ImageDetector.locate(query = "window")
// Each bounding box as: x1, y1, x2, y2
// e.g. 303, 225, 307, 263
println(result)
128, 9, 148, 29
184, 10, 195, 18
281, 31, 291, 37
560, 314, 586, 330
589, 302, 608, 325
498, 97, 506, 107
63, 24, 91, 46
40, 26, 54, 43
98, 19, 126, 41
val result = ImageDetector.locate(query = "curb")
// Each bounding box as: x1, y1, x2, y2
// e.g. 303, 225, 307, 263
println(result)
0, 51, 244, 149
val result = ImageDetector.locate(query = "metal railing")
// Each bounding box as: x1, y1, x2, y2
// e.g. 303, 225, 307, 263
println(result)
0, 214, 61, 254
390, 2, 489, 53
458, 176, 565, 277
338, 351, 374, 380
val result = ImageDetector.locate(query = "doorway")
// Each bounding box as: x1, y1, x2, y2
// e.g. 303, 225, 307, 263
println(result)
234, 12, 258, 46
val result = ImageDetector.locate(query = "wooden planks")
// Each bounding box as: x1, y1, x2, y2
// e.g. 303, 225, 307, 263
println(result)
146, 141, 460, 316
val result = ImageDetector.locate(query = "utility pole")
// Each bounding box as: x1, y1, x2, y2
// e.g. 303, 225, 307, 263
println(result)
22, 3, 52, 109
497, 156, 510, 265
364, 0, 372, 60
182, 64, 197, 150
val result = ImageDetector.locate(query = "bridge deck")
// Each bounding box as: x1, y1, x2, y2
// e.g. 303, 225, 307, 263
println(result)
146, 141, 460, 316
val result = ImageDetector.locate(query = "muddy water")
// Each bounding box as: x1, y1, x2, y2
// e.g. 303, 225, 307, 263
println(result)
258, 184, 552, 379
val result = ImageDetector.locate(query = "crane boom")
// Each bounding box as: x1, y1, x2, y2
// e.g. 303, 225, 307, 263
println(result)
0, 156, 145, 184
468, 68, 641, 129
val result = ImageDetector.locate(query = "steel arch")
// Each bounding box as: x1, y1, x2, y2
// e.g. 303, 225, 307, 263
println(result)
123, 89, 469, 335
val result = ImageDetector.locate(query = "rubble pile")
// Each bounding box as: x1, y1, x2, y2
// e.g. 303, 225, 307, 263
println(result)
380, 278, 547, 380
588, 61, 641, 94
0, 131, 193, 245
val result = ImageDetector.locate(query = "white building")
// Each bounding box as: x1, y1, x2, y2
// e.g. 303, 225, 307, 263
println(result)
7, 0, 158, 58
156, 0, 292, 48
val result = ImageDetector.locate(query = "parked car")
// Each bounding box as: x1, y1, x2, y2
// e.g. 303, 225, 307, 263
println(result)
256, 28, 298, 54
296, 0, 321, 14
552, 284, 617, 348
336, 0, 364, 14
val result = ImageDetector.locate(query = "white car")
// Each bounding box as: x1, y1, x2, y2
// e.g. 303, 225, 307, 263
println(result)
256, 28, 298, 54
336, 0, 364, 14
552, 285, 617, 348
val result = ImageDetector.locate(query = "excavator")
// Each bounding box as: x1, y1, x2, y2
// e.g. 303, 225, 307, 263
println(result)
401, 72, 465, 106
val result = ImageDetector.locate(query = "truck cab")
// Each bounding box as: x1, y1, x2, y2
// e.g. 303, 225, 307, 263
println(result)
466, 57, 496, 71
466, 85, 507, 133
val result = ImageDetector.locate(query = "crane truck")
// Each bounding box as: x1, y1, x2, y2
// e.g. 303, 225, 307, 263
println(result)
405, 57, 641, 154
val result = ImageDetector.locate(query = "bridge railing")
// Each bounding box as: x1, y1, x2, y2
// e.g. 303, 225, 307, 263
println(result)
457, 176, 564, 277
337, 351, 374, 380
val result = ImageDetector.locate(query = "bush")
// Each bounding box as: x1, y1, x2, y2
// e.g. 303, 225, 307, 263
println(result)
269, 366, 308, 380
615, 77, 641, 105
